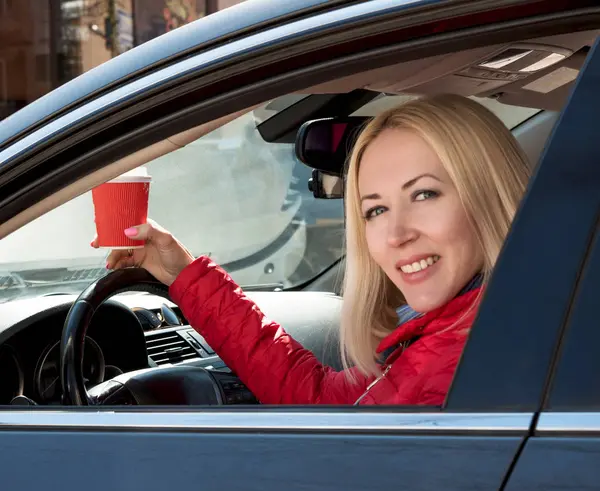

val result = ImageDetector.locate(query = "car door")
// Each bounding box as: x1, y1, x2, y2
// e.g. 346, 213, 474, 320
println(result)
0, 1, 597, 490
503, 38, 600, 490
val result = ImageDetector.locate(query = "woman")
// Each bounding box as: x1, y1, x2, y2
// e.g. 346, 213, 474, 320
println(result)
96, 94, 530, 405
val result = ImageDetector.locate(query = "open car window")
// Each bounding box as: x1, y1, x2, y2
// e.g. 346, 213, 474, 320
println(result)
0, 0, 594, 421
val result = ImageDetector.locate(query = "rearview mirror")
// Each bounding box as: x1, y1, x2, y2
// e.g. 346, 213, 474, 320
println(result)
295, 117, 370, 176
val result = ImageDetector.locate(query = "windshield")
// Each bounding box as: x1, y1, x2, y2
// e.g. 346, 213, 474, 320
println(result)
0, 98, 344, 303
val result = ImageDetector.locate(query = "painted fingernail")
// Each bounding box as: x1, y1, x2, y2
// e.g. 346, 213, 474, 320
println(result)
106, 263, 111, 270
124, 227, 137, 237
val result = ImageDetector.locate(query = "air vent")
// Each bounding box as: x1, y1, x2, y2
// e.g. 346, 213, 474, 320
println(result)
146, 330, 198, 366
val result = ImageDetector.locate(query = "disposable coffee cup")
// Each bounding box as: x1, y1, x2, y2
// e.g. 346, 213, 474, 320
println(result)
92, 167, 152, 249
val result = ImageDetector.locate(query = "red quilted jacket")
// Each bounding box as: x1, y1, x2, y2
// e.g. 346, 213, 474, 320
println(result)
169, 256, 483, 406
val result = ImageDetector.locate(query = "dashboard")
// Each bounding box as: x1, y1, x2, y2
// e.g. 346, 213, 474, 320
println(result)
0, 297, 149, 405
0, 290, 343, 405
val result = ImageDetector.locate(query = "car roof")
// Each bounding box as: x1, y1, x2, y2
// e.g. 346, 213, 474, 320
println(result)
0, 0, 347, 150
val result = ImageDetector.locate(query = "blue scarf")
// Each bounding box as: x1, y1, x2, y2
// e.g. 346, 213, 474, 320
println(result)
395, 273, 483, 325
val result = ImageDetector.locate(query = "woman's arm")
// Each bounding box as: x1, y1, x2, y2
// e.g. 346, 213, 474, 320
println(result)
169, 256, 371, 405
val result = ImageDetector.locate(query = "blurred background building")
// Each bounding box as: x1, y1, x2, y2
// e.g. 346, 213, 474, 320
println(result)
0, 0, 244, 121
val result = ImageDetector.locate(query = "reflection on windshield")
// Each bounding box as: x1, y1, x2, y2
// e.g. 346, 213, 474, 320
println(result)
0, 100, 344, 303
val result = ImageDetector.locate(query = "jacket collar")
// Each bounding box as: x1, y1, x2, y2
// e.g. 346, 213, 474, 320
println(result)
377, 275, 484, 357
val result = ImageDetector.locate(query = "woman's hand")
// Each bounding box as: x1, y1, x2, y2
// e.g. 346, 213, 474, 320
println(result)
91, 219, 195, 286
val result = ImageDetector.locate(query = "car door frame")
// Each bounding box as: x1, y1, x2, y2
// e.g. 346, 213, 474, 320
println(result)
0, 1, 599, 490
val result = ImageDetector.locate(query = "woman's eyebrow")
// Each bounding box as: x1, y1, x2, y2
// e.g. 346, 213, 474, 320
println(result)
360, 174, 441, 202
360, 193, 380, 203
402, 173, 441, 190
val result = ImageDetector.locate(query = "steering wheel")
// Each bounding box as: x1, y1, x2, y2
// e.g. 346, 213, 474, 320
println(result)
59, 268, 226, 406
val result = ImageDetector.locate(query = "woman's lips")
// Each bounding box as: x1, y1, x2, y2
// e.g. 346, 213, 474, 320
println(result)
396, 254, 440, 273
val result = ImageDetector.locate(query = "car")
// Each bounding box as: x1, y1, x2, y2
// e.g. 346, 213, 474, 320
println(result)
0, 0, 599, 489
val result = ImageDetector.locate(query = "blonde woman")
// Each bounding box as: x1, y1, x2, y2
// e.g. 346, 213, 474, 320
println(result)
96, 94, 530, 405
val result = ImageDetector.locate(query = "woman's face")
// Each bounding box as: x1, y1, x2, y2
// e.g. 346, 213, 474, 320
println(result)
358, 128, 484, 313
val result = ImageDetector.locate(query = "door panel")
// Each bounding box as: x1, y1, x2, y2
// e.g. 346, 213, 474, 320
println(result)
0, 430, 522, 491
0, 411, 530, 490
505, 437, 600, 491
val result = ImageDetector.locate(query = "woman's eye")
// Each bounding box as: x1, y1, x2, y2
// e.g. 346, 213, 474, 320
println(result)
413, 190, 439, 202
364, 206, 386, 220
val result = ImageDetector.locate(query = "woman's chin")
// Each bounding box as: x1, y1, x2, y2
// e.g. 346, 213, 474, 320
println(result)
403, 293, 450, 314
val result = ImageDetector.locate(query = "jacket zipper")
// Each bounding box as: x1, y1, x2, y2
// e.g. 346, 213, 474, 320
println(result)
353, 363, 393, 405
352, 339, 411, 406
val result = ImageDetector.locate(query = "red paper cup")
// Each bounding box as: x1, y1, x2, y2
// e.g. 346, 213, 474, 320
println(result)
92, 168, 152, 249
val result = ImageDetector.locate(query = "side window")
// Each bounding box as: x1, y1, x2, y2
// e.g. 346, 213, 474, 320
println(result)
145, 106, 344, 290
544, 225, 600, 411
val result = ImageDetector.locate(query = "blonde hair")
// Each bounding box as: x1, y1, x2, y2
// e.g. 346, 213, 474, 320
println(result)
340, 94, 531, 378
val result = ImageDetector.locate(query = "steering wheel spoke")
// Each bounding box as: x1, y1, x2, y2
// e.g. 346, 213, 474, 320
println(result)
87, 379, 137, 406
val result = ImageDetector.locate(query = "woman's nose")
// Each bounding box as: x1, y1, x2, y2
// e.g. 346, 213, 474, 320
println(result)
386, 213, 416, 248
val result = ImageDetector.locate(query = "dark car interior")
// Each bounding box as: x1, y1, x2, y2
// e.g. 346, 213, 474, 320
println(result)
0, 27, 597, 407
